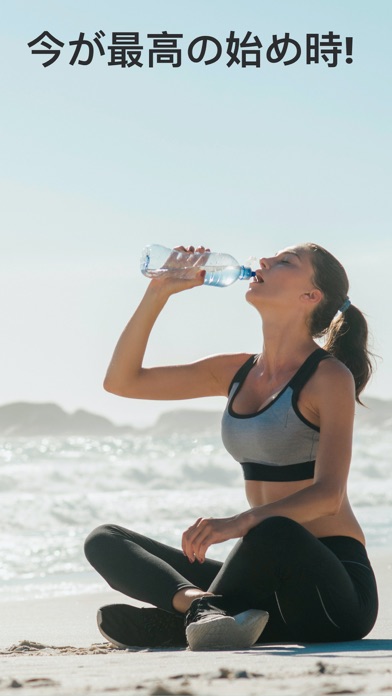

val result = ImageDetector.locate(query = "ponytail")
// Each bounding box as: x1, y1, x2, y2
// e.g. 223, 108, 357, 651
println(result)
304, 243, 375, 403
322, 305, 373, 403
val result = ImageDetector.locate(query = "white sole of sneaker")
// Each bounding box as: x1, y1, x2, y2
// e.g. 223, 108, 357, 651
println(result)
97, 609, 129, 649
186, 609, 269, 651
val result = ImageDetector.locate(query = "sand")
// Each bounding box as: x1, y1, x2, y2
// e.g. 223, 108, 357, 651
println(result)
1, 550, 391, 696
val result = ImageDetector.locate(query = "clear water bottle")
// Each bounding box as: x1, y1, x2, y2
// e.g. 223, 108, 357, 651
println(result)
140, 244, 256, 288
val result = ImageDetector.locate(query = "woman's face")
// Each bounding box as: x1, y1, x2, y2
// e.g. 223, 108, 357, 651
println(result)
246, 245, 321, 313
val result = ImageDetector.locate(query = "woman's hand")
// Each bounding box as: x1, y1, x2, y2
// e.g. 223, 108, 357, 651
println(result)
182, 515, 247, 563
148, 245, 211, 297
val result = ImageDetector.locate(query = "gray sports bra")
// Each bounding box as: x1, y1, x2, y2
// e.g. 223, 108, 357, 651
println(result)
221, 348, 331, 482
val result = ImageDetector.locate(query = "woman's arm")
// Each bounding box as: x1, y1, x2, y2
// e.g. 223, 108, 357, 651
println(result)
104, 246, 250, 400
182, 359, 356, 562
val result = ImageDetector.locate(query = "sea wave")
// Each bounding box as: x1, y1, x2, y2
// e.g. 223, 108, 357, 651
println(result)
0, 428, 391, 600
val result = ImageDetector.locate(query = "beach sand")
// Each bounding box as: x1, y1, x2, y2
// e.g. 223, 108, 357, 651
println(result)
1, 550, 391, 696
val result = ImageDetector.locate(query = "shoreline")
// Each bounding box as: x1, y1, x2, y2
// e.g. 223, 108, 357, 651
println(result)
0, 551, 391, 695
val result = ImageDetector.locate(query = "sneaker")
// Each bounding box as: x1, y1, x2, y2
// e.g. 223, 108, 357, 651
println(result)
185, 595, 269, 651
97, 604, 187, 649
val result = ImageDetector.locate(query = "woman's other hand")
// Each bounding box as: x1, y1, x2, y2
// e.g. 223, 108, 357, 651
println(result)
181, 515, 246, 563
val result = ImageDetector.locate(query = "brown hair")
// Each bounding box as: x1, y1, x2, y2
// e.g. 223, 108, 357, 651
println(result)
304, 243, 374, 403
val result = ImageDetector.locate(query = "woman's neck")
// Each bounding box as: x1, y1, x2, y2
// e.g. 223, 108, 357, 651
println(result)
258, 316, 317, 378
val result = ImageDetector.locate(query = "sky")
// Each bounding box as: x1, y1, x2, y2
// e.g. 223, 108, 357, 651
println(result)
2, 1, 392, 426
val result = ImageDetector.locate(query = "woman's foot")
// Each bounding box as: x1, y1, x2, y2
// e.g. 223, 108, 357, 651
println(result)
185, 596, 269, 651
97, 604, 187, 648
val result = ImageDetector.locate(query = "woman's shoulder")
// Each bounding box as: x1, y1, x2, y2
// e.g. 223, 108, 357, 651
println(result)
205, 352, 256, 396
210, 352, 257, 372
299, 353, 355, 427
309, 352, 356, 402
318, 352, 354, 381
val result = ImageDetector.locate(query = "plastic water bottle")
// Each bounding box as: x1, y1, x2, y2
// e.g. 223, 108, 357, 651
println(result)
140, 244, 256, 288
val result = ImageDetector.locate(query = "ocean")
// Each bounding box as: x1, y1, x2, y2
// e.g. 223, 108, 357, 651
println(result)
1, 424, 391, 602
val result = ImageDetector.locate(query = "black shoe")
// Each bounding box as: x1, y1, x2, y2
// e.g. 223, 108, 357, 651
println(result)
185, 595, 269, 651
97, 604, 187, 648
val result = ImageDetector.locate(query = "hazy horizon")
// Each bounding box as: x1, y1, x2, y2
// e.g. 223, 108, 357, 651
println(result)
1, 391, 391, 434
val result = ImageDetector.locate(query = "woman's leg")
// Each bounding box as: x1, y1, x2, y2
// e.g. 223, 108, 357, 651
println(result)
84, 523, 222, 614
207, 516, 378, 643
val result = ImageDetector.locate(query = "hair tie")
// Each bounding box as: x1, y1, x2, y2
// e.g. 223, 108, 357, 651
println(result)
339, 297, 351, 313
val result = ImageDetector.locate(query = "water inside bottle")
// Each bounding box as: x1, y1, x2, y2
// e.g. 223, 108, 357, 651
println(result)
203, 265, 241, 286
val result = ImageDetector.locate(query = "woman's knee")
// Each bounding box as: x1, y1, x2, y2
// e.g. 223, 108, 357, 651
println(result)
84, 523, 125, 564
243, 516, 304, 549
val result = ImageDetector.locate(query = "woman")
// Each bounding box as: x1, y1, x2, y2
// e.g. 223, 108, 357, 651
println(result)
85, 243, 378, 651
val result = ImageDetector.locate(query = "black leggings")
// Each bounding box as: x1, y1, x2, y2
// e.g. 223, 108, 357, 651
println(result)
84, 516, 378, 643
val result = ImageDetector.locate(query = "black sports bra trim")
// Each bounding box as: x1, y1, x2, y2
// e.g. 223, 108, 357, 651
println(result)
227, 354, 258, 397
227, 348, 331, 424
241, 460, 315, 482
